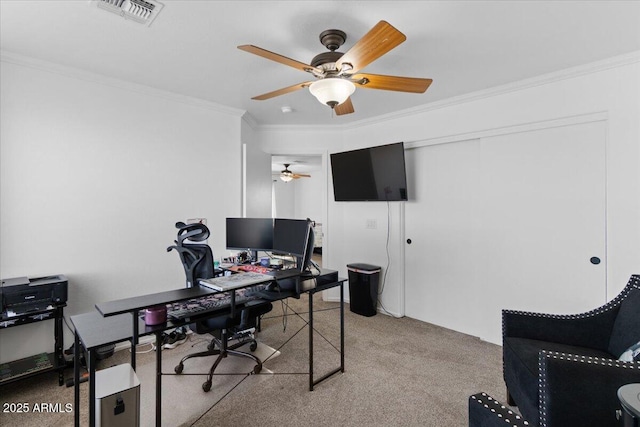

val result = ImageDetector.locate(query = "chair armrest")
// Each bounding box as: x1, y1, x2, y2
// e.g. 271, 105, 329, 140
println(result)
502, 307, 618, 350
468, 393, 530, 427
538, 351, 640, 427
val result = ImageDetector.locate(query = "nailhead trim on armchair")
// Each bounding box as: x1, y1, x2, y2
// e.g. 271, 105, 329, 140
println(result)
503, 275, 640, 321
538, 351, 640, 427
469, 393, 530, 426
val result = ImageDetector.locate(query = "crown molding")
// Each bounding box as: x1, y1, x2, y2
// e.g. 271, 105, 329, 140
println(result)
0, 50, 246, 117
241, 112, 259, 129
255, 50, 640, 133
343, 50, 640, 131
4, 48, 637, 131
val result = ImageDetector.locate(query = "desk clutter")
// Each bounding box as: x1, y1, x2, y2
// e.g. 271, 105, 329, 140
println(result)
165, 284, 267, 321
199, 271, 274, 291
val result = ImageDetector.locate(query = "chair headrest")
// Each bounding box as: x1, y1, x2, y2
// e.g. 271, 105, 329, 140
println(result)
175, 221, 210, 244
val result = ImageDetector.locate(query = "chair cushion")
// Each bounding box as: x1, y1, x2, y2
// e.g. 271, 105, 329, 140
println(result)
503, 337, 614, 424
608, 286, 640, 357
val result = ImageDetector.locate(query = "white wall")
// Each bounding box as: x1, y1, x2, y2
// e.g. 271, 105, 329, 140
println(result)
293, 172, 323, 221
242, 118, 272, 217
254, 54, 640, 328
343, 55, 640, 308
0, 59, 243, 362
273, 178, 296, 218
273, 167, 323, 221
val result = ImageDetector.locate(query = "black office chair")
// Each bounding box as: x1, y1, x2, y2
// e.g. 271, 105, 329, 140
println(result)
167, 221, 273, 392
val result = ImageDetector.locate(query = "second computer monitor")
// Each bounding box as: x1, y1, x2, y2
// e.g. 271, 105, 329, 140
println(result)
273, 218, 314, 272
272, 218, 309, 256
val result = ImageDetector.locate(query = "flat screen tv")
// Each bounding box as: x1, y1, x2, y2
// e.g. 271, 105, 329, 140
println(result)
330, 142, 408, 201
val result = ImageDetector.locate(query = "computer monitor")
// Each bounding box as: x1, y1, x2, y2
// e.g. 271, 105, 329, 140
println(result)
272, 218, 314, 273
225, 218, 274, 261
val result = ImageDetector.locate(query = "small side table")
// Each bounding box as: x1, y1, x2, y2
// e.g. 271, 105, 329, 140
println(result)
618, 383, 640, 427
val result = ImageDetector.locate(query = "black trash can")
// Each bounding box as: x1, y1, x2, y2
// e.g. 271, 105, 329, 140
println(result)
347, 263, 381, 317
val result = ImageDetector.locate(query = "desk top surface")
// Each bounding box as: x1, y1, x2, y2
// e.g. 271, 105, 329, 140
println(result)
70, 311, 140, 349
76, 269, 343, 349
95, 268, 341, 317
95, 286, 215, 317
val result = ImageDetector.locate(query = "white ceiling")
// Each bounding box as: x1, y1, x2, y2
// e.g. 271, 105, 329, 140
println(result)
1, 1, 639, 127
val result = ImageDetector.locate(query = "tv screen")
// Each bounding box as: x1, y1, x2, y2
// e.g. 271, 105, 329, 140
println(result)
330, 142, 408, 201
225, 218, 274, 252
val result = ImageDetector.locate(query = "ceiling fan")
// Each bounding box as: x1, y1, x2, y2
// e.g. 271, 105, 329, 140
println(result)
238, 20, 433, 115
280, 164, 310, 182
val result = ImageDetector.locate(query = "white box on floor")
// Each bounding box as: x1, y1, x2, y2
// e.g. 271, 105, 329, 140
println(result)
95, 363, 140, 427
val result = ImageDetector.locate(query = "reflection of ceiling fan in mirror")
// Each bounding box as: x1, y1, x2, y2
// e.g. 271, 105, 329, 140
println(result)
280, 164, 311, 182
238, 20, 433, 115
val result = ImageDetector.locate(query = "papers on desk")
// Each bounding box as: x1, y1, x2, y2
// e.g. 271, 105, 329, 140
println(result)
199, 272, 274, 291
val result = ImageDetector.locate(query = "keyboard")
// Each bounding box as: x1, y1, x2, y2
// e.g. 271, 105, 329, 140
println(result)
166, 287, 263, 321
199, 272, 274, 291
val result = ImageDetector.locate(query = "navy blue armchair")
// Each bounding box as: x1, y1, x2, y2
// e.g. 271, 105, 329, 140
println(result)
498, 275, 640, 426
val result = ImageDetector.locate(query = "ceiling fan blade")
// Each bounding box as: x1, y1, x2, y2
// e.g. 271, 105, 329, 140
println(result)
334, 97, 355, 115
293, 173, 311, 178
336, 21, 406, 74
351, 73, 433, 93
238, 45, 321, 74
251, 81, 314, 100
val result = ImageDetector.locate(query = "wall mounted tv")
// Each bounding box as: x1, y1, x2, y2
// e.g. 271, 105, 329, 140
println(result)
330, 142, 408, 201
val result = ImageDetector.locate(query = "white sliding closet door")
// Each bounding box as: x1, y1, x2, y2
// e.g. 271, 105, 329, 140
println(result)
404, 138, 485, 338
404, 121, 606, 344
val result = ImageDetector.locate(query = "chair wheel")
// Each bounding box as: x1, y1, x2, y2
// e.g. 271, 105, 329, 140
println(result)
253, 364, 262, 375
174, 363, 183, 374
202, 381, 212, 392
250, 341, 257, 352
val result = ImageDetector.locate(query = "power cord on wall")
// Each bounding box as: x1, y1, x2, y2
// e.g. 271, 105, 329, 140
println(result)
377, 201, 402, 318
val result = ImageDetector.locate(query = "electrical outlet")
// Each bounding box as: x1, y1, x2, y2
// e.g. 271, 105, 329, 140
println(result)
365, 219, 377, 229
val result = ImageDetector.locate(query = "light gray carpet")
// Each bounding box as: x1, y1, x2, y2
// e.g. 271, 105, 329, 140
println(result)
0, 296, 505, 426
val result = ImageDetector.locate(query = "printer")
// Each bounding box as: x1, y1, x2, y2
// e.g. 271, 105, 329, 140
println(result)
0, 275, 68, 316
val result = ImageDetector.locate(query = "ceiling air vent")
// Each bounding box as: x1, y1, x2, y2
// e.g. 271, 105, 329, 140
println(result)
90, 0, 164, 27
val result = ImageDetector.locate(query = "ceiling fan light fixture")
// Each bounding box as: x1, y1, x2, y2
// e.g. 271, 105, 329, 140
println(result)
309, 78, 355, 108
280, 172, 293, 182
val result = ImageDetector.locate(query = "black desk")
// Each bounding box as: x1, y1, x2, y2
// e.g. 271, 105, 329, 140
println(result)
0, 305, 66, 386
71, 269, 345, 427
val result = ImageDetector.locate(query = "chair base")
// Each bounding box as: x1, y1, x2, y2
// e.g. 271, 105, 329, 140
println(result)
174, 328, 263, 392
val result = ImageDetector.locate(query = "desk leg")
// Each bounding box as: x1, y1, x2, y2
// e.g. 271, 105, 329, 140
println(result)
155, 331, 162, 427
88, 349, 96, 427
74, 332, 80, 427
131, 311, 138, 370
308, 284, 345, 390
340, 282, 345, 373
308, 291, 314, 391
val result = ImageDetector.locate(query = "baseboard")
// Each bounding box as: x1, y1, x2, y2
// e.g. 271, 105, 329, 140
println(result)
323, 295, 402, 318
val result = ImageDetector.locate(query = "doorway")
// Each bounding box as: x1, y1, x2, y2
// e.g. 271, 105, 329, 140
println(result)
272, 154, 325, 267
